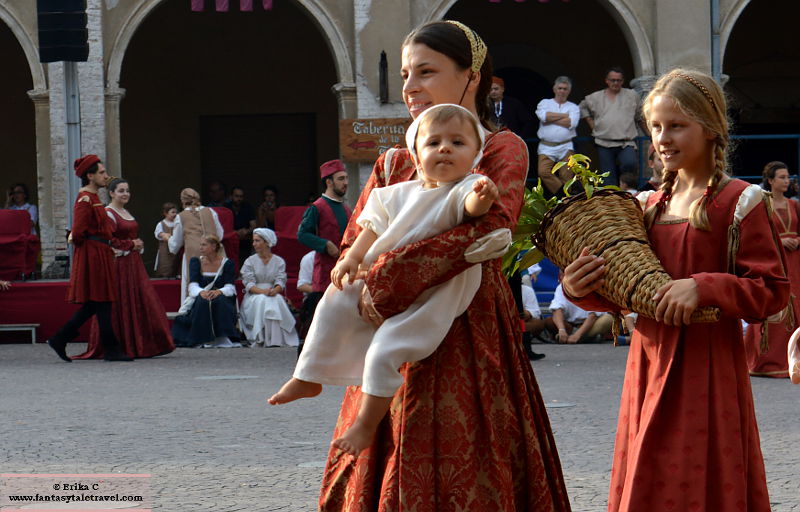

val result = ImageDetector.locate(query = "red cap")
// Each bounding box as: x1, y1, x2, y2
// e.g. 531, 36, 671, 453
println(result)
492, 76, 505, 87
320, 159, 345, 179
74, 154, 101, 178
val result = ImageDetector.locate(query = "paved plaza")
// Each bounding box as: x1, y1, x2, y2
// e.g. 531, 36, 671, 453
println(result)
1, 341, 797, 511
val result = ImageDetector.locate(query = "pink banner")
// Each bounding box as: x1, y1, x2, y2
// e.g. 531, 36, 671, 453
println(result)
263, 0, 273, 10
215, 0, 229, 11
191, 0, 204, 11
240, 0, 253, 11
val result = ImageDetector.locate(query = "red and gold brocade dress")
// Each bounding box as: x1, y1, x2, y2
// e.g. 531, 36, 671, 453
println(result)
574, 180, 788, 512
744, 199, 800, 378
318, 130, 571, 512
75, 208, 174, 359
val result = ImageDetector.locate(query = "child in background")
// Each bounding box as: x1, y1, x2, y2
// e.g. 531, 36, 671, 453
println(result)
154, 202, 178, 278
618, 172, 639, 196
269, 104, 511, 456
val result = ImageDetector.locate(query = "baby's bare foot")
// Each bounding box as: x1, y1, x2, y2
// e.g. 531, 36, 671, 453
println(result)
331, 421, 375, 456
267, 378, 322, 405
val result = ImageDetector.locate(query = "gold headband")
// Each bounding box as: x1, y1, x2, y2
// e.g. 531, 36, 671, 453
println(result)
675, 73, 716, 110
445, 20, 487, 73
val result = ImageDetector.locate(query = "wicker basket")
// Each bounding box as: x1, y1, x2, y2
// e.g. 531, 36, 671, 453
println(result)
534, 189, 719, 323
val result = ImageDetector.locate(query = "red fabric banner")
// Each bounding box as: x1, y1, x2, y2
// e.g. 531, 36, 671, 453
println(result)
192, 0, 273, 11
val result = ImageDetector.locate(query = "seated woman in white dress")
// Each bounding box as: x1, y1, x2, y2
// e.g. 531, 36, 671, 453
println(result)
239, 228, 299, 347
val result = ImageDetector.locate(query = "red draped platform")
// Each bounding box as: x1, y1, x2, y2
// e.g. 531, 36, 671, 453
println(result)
1, 277, 302, 344
0, 205, 312, 344
0, 279, 187, 343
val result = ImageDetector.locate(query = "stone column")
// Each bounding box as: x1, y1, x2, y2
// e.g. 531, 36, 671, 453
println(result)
46, 62, 73, 264
27, 89, 62, 269
332, 81, 362, 206
104, 86, 126, 177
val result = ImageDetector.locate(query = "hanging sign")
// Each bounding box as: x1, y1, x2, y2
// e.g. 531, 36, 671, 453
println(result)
339, 118, 411, 162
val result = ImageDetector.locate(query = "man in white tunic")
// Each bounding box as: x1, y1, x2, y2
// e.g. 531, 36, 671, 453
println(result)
535, 76, 581, 196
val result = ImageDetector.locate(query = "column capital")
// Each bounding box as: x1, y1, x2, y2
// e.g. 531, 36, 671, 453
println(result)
630, 75, 658, 98
331, 82, 357, 119
105, 86, 127, 102
27, 88, 50, 105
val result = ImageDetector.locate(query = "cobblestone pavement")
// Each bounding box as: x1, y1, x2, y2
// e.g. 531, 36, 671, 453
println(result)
1, 343, 797, 511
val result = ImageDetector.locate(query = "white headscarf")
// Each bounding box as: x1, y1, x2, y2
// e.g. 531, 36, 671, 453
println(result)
253, 228, 277, 247
404, 103, 486, 174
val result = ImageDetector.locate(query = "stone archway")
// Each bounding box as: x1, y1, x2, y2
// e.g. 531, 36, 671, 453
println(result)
0, 5, 47, 91
0, 5, 52, 266
423, 0, 654, 77
722, 0, 800, 174
112, 0, 346, 270
104, 0, 356, 181
107, 0, 353, 91
719, 0, 750, 59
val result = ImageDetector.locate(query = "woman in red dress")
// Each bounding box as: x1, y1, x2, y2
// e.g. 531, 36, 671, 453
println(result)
744, 161, 799, 378
75, 179, 175, 359
563, 69, 789, 512
317, 21, 570, 511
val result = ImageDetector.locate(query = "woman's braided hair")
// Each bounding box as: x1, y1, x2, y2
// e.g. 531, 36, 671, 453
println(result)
642, 68, 730, 231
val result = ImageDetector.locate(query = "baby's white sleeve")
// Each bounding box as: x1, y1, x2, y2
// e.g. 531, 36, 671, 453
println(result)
357, 188, 390, 236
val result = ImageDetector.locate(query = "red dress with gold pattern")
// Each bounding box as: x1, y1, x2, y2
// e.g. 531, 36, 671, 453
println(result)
575, 180, 788, 512
318, 130, 571, 512
744, 200, 800, 378
67, 190, 117, 303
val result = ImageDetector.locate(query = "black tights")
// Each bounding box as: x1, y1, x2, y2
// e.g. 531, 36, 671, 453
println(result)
53, 301, 119, 349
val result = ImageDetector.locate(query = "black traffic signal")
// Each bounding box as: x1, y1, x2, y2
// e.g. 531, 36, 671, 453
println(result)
37, 0, 90, 62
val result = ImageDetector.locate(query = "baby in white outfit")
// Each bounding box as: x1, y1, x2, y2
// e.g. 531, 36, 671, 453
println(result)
269, 104, 511, 456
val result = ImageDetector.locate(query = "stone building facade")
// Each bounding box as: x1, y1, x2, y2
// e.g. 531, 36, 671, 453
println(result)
0, 0, 795, 271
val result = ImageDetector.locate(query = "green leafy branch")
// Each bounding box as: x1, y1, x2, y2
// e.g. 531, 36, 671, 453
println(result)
502, 154, 619, 277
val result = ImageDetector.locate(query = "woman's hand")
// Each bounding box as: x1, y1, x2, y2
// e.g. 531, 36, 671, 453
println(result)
358, 284, 384, 327
653, 278, 698, 326
562, 247, 605, 298
556, 328, 569, 343
782, 237, 799, 251
200, 289, 222, 300
266, 286, 280, 297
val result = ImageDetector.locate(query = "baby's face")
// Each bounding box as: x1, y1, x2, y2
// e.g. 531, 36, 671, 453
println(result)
416, 117, 480, 186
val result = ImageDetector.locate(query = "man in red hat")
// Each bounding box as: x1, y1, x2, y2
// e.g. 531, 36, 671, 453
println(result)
489, 76, 533, 137
296, 159, 352, 348
47, 155, 134, 362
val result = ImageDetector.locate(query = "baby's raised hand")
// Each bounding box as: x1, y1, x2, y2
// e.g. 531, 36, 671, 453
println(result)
473, 176, 499, 203
331, 257, 360, 290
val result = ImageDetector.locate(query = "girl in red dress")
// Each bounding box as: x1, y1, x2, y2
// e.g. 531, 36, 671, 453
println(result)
744, 161, 799, 378
75, 179, 174, 359
316, 21, 571, 512
563, 69, 789, 512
